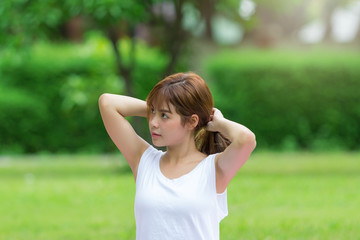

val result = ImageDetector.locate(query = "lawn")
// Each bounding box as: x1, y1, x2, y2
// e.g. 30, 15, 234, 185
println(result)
0, 151, 359, 240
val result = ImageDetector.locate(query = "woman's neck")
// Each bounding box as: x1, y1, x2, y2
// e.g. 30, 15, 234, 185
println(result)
164, 135, 202, 164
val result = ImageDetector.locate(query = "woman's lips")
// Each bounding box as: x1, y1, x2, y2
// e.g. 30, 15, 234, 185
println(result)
151, 132, 161, 138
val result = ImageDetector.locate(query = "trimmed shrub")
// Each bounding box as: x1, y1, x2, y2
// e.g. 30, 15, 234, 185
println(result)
0, 86, 47, 153
0, 35, 168, 153
204, 49, 360, 151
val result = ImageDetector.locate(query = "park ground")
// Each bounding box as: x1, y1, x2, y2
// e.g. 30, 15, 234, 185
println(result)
0, 151, 359, 240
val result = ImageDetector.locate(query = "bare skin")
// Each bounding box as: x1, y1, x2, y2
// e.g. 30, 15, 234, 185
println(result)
99, 93, 256, 193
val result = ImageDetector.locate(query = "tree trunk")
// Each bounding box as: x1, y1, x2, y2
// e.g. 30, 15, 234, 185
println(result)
281, 0, 310, 42
107, 24, 144, 133
163, 0, 186, 76
323, 0, 338, 43
65, 16, 84, 42
353, 17, 360, 44
199, 0, 215, 40
107, 25, 135, 97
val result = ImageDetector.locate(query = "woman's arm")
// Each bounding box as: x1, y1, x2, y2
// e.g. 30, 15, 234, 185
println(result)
206, 108, 256, 193
98, 93, 149, 178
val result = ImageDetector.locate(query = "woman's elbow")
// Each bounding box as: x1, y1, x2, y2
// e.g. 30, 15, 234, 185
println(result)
98, 93, 112, 108
235, 131, 256, 150
250, 133, 257, 150
245, 132, 256, 150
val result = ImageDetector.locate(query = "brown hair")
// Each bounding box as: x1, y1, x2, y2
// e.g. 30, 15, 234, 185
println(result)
146, 72, 230, 155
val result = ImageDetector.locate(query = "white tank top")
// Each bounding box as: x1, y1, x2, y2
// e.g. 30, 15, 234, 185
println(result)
134, 145, 228, 240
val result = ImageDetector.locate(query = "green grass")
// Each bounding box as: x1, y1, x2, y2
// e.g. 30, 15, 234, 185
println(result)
1, 152, 359, 240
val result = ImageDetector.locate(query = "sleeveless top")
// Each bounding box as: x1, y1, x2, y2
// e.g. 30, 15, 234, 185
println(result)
134, 145, 228, 240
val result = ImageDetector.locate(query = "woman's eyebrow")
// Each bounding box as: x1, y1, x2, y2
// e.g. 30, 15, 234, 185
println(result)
159, 108, 172, 113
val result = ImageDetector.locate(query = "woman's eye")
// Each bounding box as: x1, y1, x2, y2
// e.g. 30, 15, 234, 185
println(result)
151, 108, 155, 114
162, 113, 168, 119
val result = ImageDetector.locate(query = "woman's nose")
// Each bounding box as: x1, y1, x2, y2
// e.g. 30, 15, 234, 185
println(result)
150, 116, 159, 128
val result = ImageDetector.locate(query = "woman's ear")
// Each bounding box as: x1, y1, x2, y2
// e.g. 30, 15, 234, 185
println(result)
187, 114, 199, 130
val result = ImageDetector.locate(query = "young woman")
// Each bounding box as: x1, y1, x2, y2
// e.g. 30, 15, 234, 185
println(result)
99, 72, 256, 240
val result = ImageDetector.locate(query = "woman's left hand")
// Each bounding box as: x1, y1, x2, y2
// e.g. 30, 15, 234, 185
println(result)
206, 108, 225, 132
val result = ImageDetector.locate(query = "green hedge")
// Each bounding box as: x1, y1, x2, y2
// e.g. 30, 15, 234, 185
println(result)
0, 35, 168, 153
3, 41, 359, 153
0, 87, 47, 153
205, 49, 360, 151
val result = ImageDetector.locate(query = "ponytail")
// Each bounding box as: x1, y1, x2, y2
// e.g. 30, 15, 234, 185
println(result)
195, 128, 231, 155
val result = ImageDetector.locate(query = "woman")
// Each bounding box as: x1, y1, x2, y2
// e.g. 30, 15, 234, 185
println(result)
99, 72, 256, 240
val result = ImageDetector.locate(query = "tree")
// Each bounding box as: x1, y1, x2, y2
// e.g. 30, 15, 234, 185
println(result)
0, 0, 191, 97
239, 0, 311, 46
192, 0, 217, 39
148, 1, 190, 76
322, 0, 339, 43
321, 0, 357, 43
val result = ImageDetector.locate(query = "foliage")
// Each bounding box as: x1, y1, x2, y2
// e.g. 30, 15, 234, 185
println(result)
0, 0, 149, 47
205, 48, 360, 151
0, 86, 47, 153
0, 34, 167, 153
0, 0, 192, 106
1, 152, 359, 239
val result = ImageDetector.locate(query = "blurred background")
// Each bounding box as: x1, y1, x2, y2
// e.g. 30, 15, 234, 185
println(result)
1, 0, 359, 154
1, 0, 360, 239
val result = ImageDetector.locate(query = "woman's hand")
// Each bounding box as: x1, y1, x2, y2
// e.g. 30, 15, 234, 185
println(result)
206, 108, 225, 132
207, 108, 256, 194
206, 107, 255, 145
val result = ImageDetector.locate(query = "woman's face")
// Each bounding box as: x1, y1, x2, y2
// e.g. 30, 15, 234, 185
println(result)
148, 103, 190, 147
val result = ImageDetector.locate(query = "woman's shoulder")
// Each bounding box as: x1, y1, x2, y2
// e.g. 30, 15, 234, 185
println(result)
141, 145, 164, 162
136, 145, 164, 181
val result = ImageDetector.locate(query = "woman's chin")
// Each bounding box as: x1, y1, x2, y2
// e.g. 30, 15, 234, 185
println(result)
152, 140, 165, 147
